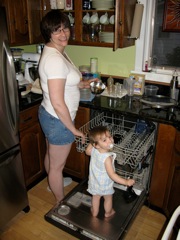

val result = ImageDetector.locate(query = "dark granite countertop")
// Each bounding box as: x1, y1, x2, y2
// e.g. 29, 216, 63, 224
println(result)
19, 92, 43, 111
19, 92, 180, 130
80, 95, 180, 130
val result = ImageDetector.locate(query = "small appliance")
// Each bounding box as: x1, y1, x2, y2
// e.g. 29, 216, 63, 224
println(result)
22, 53, 40, 83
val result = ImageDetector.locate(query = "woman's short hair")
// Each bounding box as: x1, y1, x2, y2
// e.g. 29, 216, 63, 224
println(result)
40, 9, 70, 43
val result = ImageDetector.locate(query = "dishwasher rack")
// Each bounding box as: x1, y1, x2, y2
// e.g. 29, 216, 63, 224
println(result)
76, 112, 156, 170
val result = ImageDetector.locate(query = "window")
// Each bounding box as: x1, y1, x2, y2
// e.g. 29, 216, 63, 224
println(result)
134, 0, 180, 82
151, 0, 180, 70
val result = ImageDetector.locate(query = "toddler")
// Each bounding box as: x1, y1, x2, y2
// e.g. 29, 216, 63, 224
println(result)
85, 126, 135, 218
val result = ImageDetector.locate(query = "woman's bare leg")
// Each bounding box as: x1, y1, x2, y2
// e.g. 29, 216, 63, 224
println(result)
45, 141, 72, 202
104, 195, 115, 218
91, 195, 101, 217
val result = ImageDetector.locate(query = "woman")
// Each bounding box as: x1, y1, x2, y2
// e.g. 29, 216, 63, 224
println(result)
38, 10, 96, 203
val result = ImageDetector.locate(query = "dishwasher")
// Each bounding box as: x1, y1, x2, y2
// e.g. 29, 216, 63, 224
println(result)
45, 110, 157, 240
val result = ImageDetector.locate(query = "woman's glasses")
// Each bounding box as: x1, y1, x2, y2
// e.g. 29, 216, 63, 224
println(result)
52, 27, 70, 35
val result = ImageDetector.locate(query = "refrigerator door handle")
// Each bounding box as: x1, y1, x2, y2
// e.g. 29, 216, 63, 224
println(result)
0, 148, 19, 167
2, 40, 18, 134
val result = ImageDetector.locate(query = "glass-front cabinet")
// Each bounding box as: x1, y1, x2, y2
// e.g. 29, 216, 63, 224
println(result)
0, 0, 137, 49
63, 0, 137, 50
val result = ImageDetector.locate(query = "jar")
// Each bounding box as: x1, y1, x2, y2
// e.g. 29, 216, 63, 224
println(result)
90, 58, 98, 73
56, 0, 64, 9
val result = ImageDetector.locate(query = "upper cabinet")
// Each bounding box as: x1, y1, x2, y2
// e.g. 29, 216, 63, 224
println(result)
0, 0, 29, 45
0, 0, 136, 49
67, 0, 136, 50
0, 0, 51, 46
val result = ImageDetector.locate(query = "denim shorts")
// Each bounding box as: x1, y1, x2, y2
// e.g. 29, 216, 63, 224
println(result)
38, 105, 75, 145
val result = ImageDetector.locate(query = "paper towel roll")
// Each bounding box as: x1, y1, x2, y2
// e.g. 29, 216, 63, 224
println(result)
130, 3, 144, 39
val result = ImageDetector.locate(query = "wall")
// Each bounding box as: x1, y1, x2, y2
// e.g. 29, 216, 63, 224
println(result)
19, 44, 136, 78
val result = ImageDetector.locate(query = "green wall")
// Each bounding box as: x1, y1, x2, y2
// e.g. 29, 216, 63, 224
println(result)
19, 44, 135, 78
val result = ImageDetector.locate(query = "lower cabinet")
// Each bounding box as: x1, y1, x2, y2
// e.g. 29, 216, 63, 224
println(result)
19, 105, 46, 187
64, 107, 90, 179
19, 105, 90, 186
149, 123, 180, 218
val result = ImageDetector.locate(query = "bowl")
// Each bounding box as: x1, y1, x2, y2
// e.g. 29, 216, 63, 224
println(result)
144, 85, 159, 96
90, 81, 106, 95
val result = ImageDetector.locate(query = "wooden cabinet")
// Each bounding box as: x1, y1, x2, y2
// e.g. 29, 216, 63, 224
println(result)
63, 0, 136, 50
149, 123, 180, 218
0, 0, 136, 48
0, 0, 51, 45
27, 0, 51, 44
0, 0, 29, 45
163, 129, 180, 217
64, 107, 90, 179
19, 105, 46, 187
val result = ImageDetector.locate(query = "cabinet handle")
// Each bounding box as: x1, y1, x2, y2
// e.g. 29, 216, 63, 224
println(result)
22, 116, 32, 123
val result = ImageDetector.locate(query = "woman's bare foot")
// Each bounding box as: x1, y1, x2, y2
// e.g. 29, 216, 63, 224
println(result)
105, 209, 115, 218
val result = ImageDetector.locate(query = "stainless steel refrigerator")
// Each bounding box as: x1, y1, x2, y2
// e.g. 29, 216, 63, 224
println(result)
0, 7, 29, 229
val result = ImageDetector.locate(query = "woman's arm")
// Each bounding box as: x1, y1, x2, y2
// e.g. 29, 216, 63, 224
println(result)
104, 157, 135, 187
78, 78, 99, 89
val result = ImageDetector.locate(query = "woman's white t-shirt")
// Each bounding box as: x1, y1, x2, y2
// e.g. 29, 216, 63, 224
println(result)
39, 46, 81, 121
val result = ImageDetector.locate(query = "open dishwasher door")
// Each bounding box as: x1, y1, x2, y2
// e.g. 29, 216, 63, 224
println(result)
45, 112, 156, 240
45, 178, 146, 240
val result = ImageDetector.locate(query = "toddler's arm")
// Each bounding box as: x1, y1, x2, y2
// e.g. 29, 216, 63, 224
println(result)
85, 143, 93, 156
105, 156, 135, 187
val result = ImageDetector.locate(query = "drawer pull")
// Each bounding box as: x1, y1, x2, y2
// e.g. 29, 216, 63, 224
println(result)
22, 116, 33, 123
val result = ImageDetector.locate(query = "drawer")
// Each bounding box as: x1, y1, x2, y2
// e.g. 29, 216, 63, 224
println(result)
19, 105, 39, 130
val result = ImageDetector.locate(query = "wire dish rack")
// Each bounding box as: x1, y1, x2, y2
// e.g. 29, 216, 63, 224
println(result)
75, 112, 156, 170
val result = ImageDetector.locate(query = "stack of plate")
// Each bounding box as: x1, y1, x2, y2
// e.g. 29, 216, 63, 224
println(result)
99, 32, 114, 43
92, 0, 114, 10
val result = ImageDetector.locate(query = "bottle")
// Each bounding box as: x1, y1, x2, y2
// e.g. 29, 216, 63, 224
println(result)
90, 58, 98, 73
134, 77, 143, 95
170, 70, 179, 100
64, 0, 73, 10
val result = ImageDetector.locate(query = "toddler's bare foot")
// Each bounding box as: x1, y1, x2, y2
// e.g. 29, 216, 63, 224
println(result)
105, 209, 115, 218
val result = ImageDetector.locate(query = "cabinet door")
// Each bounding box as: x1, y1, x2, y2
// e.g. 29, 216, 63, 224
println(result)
67, 0, 136, 49
27, 0, 43, 44
116, 0, 136, 50
163, 130, 180, 218
1, 0, 29, 45
64, 107, 90, 179
149, 124, 176, 209
20, 122, 46, 187
27, 0, 51, 44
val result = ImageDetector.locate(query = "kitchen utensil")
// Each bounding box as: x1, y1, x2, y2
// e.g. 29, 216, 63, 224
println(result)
100, 12, 109, 25
83, 13, 90, 24
140, 95, 177, 108
109, 15, 115, 24
90, 12, 99, 25
90, 81, 106, 95
144, 85, 159, 96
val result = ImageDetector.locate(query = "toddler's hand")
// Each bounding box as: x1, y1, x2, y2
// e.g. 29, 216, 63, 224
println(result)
126, 179, 135, 187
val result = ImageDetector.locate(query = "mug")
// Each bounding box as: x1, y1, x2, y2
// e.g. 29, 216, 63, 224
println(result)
100, 12, 109, 25
90, 12, 99, 25
109, 15, 115, 25
83, 13, 90, 24
68, 13, 74, 24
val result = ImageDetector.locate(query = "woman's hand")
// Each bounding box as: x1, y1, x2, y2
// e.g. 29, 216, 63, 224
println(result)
79, 78, 99, 89
74, 129, 86, 144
